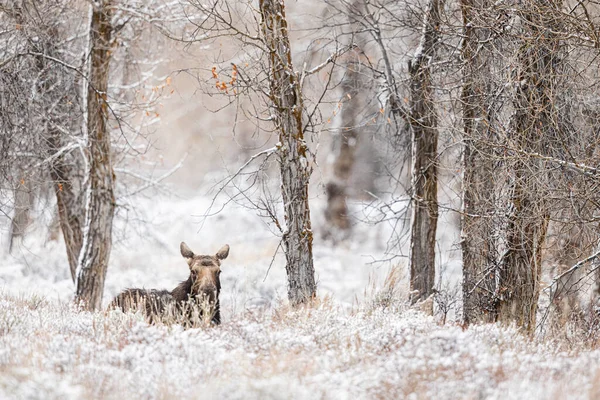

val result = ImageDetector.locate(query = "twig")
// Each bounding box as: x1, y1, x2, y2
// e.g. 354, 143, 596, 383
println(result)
200, 146, 278, 219
545, 248, 600, 292
263, 240, 283, 282
116, 154, 188, 199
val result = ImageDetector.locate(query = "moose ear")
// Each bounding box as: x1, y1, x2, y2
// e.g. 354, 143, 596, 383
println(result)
216, 244, 230, 260
180, 242, 194, 259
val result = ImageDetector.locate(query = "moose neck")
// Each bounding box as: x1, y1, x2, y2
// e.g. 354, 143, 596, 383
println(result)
170, 277, 193, 302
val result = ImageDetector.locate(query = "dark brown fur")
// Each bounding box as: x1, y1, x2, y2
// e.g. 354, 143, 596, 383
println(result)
109, 243, 230, 326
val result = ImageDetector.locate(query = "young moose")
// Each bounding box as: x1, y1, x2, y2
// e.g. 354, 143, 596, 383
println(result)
109, 242, 230, 325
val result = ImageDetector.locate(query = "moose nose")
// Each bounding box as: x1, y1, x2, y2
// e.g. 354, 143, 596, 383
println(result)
200, 286, 217, 301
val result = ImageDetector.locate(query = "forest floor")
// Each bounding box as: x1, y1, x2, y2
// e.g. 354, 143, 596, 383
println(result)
0, 190, 599, 399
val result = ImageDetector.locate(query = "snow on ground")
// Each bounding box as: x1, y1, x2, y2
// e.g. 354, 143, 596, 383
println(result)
0, 190, 599, 399
1, 294, 599, 399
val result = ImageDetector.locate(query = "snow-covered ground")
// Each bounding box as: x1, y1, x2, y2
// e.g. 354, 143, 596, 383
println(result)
0, 190, 599, 399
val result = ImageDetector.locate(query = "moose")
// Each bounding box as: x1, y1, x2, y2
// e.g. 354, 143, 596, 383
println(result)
109, 242, 230, 326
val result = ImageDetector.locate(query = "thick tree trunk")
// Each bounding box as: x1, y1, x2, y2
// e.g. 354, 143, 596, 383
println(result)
498, 176, 549, 332
460, 0, 498, 324
75, 0, 115, 311
408, 0, 442, 303
497, 0, 561, 332
259, 0, 316, 305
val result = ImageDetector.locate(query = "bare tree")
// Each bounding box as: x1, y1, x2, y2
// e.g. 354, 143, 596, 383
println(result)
460, 0, 498, 324
493, 0, 566, 332
1, 0, 186, 309
258, 0, 316, 304
457, 0, 600, 332
324, 57, 361, 234
0, 0, 86, 277
75, 0, 116, 310
324, 3, 372, 235
408, 0, 443, 303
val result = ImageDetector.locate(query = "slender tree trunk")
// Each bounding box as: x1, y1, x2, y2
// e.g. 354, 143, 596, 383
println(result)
75, 0, 115, 311
324, 1, 371, 235
9, 180, 33, 253
259, 0, 316, 305
48, 129, 84, 282
325, 59, 360, 233
460, 0, 497, 324
408, 0, 443, 303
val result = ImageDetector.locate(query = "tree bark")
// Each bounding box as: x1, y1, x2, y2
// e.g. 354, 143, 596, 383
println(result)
408, 0, 442, 303
8, 180, 33, 253
497, 0, 562, 332
75, 0, 115, 311
259, 0, 316, 305
460, 0, 498, 324
48, 129, 84, 283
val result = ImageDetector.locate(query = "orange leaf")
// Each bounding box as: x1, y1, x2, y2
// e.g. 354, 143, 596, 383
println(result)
212, 67, 218, 79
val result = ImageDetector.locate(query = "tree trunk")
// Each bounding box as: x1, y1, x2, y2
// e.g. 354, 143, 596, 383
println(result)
9, 180, 34, 253
324, 2, 371, 235
259, 0, 316, 305
497, 0, 562, 332
325, 59, 360, 233
408, 0, 442, 303
460, 0, 498, 324
48, 129, 84, 283
75, 0, 115, 311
